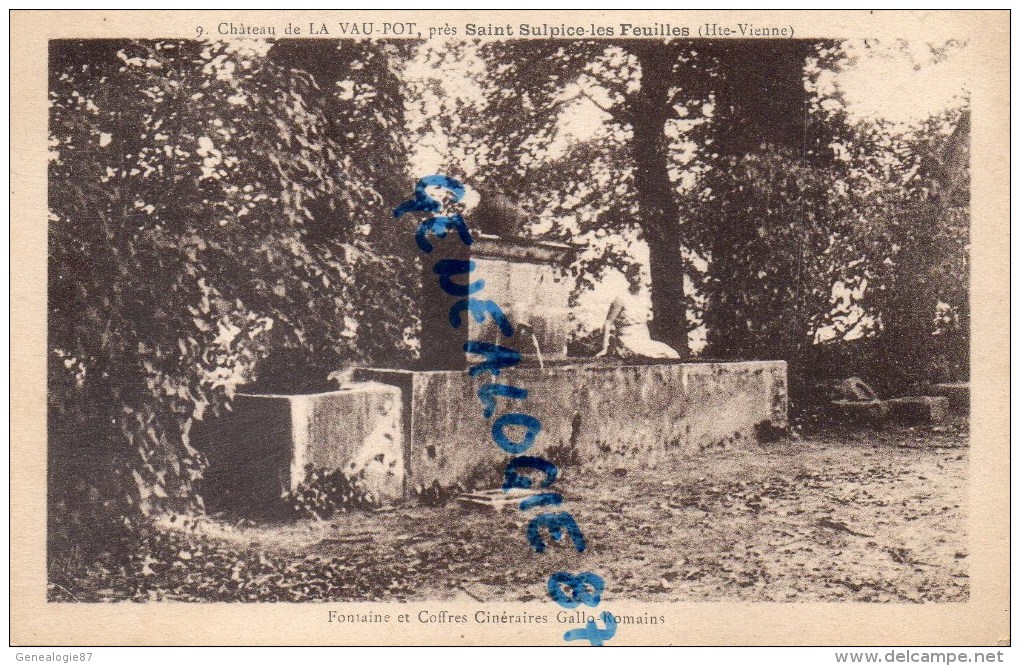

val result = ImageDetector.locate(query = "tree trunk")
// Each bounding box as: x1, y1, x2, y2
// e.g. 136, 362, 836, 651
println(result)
702, 41, 812, 359
627, 43, 688, 356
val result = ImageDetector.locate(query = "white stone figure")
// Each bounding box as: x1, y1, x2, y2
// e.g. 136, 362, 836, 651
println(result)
595, 266, 681, 360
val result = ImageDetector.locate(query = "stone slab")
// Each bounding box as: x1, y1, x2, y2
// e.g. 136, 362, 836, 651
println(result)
456, 488, 550, 512
829, 399, 890, 425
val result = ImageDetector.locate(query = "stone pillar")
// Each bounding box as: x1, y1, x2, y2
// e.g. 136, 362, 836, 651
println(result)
470, 235, 572, 361
418, 233, 573, 369
418, 227, 473, 370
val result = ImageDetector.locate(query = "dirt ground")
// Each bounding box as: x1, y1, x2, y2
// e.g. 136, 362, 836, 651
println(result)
51, 422, 969, 603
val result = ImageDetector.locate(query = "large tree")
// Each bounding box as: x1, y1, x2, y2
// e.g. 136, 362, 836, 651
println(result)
616, 42, 712, 353
411, 40, 721, 354
689, 39, 969, 396
694, 40, 819, 360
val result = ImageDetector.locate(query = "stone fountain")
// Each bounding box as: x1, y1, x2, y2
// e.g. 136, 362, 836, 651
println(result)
204, 232, 788, 511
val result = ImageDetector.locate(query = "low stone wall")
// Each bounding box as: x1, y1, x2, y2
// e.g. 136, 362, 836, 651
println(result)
358, 360, 787, 492
205, 361, 787, 510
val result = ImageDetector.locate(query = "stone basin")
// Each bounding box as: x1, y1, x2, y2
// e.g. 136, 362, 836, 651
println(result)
205, 360, 788, 513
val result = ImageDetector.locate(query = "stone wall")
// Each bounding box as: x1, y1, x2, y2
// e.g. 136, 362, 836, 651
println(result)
358, 360, 787, 491
206, 361, 787, 510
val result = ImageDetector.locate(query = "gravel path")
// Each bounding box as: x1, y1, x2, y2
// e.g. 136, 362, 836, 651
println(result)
50, 423, 969, 603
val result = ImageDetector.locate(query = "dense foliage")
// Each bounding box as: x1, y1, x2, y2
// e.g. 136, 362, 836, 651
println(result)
48, 38, 418, 550
691, 44, 969, 397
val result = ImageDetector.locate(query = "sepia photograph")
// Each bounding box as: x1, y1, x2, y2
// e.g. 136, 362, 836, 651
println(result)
11, 9, 1009, 648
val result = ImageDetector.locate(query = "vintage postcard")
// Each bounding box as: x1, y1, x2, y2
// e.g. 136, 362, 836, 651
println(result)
10, 9, 1009, 647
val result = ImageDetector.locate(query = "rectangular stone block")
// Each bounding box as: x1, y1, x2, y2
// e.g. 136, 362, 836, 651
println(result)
471, 236, 572, 360
418, 234, 572, 370
887, 396, 949, 425
934, 382, 969, 413
204, 382, 404, 511
829, 399, 890, 425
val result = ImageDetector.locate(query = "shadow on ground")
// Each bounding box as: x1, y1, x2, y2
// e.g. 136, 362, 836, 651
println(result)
49, 422, 969, 603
